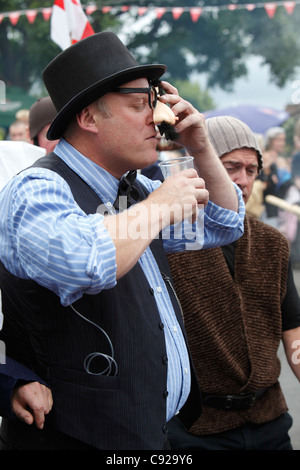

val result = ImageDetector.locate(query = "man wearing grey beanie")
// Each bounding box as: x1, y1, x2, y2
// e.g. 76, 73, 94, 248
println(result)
167, 116, 300, 450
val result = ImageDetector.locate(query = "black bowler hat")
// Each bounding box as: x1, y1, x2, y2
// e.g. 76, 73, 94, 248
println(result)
42, 31, 166, 140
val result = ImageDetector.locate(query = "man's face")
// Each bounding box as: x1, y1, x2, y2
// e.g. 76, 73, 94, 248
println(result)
9, 122, 30, 142
91, 78, 158, 178
270, 133, 285, 154
220, 148, 259, 204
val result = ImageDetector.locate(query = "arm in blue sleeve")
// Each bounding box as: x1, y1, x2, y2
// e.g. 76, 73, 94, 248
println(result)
0, 357, 48, 420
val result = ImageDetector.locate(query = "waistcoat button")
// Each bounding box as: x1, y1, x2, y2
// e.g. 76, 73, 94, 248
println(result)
162, 424, 168, 434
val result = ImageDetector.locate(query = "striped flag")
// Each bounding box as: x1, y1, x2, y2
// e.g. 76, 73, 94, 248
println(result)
50, 0, 94, 50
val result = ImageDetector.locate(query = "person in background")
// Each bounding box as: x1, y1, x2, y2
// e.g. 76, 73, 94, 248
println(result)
7, 120, 31, 143
0, 32, 244, 450
265, 126, 290, 182
29, 97, 59, 154
275, 119, 300, 266
278, 154, 300, 267
258, 126, 290, 227
0, 97, 58, 191
15, 109, 30, 125
167, 116, 300, 451
292, 119, 300, 156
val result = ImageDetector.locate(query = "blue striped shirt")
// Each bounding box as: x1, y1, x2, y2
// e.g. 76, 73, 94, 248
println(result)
0, 139, 245, 421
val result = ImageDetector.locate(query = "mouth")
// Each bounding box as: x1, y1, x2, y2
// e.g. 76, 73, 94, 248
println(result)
146, 134, 158, 141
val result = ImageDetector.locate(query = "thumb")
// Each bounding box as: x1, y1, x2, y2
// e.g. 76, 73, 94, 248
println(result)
13, 402, 34, 425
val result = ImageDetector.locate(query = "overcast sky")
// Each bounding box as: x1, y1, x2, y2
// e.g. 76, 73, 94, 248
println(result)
200, 55, 300, 111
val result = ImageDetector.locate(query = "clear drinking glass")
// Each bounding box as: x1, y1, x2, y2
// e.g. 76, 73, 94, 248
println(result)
158, 156, 194, 179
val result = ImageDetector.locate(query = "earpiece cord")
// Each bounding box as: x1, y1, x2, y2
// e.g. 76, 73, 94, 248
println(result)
70, 304, 118, 376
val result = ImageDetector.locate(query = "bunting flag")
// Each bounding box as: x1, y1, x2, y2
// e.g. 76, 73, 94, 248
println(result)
50, 0, 94, 50
25, 10, 37, 24
0, 1, 300, 28
264, 2, 277, 16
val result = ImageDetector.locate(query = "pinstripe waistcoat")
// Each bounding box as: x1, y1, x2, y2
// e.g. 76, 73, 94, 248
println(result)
0, 154, 201, 450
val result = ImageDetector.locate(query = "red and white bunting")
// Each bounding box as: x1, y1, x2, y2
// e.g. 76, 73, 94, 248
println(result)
190, 7, 202, 22
264, 2, 277, 17
86, 5, 97, 16
284, 1, 296, 13
102, 6, 112, 14
138, 7, 148, 16
42, 8, 53, 21
156, 7, 166, 19
172, 7, 184, 20
1, 1, 300, 29
26, 10, 37, 24
9, 12, 20, 25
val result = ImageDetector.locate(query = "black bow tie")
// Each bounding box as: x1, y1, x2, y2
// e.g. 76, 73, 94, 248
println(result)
114, 170, 140, 211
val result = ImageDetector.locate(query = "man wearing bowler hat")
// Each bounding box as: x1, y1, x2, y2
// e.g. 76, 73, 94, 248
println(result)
0, 32, 245, 450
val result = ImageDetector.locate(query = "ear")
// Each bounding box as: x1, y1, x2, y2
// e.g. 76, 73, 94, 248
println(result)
76, 105, 99, 135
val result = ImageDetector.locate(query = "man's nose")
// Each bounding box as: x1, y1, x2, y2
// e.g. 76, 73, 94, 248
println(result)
235, 169, 248, 188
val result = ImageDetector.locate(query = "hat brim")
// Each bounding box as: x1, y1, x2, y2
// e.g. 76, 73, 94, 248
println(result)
47, 64, 166, 140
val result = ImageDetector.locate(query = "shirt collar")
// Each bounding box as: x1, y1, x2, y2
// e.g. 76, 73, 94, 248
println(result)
54, 138, 119, 207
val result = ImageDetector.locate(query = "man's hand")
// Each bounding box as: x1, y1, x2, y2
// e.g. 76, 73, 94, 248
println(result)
159, 80, 240, 212
158, 81, 209, 154
149, 168, 209, 225
12, 381, 53, 429
104, 168, 208, 280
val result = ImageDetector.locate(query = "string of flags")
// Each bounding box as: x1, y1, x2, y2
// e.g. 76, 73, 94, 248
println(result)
0, 1, 300, 26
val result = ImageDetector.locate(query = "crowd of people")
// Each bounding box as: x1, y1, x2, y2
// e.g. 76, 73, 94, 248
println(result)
0, 30, 299, 451
245, 121, 300, 268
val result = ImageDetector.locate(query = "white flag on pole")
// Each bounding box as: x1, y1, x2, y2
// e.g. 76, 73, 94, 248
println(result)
50, 0, 94, 51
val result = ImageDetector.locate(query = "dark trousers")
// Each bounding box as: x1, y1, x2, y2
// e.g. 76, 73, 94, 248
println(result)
0, 418, 96, 450
168, 413, 293, 450
0, 418, 170, 450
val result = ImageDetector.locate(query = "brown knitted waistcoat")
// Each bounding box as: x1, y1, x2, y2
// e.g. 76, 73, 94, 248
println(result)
167, 215, 289, 435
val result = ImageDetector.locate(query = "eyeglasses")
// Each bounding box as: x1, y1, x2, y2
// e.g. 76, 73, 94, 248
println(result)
113, 86, 158, 110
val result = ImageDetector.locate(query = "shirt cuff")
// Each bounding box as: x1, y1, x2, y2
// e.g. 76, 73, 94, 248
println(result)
85, 215, 117, 293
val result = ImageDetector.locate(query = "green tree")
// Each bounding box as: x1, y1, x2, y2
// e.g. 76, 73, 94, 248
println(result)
0, 1, 119, 92
1, 0, 300, 111
172, 79, 215, 112
125, 1, 300, 90
0, 1, 58, 90
0, 1, 119, 128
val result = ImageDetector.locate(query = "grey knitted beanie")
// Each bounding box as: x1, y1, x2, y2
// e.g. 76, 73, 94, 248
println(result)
206, 116, 263, 172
